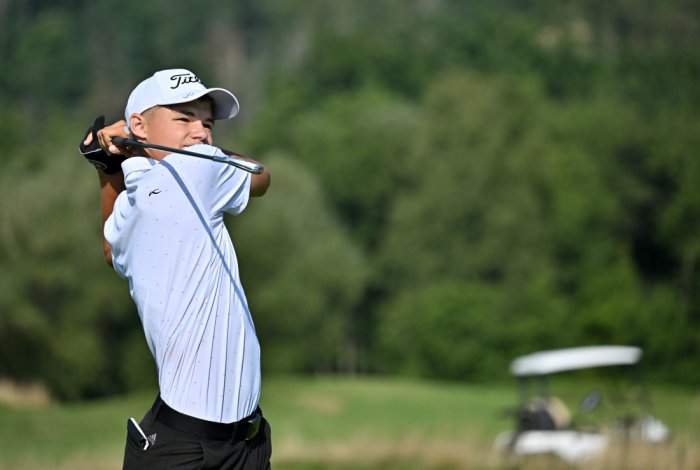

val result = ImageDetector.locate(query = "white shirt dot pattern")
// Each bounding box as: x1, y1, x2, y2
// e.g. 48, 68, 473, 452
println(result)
104, 145, 260, 423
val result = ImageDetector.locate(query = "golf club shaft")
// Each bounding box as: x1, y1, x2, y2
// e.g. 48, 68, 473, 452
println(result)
111, 137, 264, 174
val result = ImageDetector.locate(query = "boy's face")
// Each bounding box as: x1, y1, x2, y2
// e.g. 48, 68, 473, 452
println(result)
137, 99, 215, 159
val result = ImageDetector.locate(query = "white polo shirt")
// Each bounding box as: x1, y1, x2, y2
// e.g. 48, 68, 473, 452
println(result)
104, 144, 261, 423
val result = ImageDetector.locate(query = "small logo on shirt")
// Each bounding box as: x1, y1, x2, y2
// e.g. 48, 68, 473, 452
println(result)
147, 433, 157, 446
148, 189, 161, 196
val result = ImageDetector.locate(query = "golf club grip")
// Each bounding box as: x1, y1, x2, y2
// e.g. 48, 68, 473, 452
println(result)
111, 138, 263, 174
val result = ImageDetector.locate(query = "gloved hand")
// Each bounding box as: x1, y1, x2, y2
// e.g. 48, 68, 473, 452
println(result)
79, 115, 127, 174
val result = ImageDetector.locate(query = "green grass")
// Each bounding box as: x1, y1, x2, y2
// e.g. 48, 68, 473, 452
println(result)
0, 376, 698, 469
0, 391, 151, 469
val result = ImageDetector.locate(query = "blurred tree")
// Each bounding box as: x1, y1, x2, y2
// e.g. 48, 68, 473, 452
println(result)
6, 10, 87, 106
373, 67, 684, 379
284, 87, 420, 248
0, 126, 145, 399
376, 281, 507, 380
372, 71, 572, 373
378, 70, 556, 292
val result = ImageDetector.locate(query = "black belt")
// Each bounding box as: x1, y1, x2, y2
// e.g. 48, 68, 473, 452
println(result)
154, 395, 262, 441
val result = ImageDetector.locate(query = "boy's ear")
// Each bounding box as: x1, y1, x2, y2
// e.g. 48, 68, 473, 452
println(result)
130, 113, 148, 140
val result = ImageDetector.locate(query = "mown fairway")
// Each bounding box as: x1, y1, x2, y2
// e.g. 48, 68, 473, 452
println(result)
0, 376, 698, 469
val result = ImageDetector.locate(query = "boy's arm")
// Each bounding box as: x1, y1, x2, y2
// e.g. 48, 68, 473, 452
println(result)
80, 117, 130, 266
250, 164, 271, 197
221, 150, 270, 197
98, 171, 126, 267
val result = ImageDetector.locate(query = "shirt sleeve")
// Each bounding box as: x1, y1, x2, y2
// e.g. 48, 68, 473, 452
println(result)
179, 144, 251, 217
104, 193, 128, 279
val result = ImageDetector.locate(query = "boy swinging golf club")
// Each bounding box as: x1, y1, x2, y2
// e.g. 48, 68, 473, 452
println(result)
79, 68, 272, 470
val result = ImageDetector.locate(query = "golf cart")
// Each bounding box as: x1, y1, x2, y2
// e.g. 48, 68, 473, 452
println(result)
494, 345, 669, 463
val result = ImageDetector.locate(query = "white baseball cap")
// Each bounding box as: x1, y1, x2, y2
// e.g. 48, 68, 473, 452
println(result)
124, 68, 239, 131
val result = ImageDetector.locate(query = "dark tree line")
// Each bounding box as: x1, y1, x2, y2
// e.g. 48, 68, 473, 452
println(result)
0, 0, 699, 400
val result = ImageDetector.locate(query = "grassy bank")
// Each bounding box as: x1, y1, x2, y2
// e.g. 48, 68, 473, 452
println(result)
0, 376, 697, 469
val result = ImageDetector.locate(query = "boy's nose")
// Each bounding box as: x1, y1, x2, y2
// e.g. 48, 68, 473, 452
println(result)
190, 121, 210, 144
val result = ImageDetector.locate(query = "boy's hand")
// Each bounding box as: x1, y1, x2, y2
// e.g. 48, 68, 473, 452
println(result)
79, 116, 128, 174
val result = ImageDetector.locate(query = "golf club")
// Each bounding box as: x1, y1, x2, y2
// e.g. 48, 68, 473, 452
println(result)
111, 137, 264, 174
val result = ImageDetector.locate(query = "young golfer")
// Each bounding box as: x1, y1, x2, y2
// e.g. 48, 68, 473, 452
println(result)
79, 68, 272, 470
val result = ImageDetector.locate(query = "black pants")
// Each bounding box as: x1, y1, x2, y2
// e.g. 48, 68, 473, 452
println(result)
123, 398, 272, 470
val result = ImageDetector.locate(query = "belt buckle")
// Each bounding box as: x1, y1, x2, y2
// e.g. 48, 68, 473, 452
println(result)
245, 413, 262, 441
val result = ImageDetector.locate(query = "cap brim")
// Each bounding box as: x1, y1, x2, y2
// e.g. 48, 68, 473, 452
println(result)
203, 88, 240, 120
159, 88, 239, 120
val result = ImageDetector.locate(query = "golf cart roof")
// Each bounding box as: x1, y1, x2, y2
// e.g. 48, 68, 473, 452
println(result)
510, 346, 642, 377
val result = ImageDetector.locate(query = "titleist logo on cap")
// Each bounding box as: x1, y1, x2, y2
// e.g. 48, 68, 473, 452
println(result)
169, 73, 201, 89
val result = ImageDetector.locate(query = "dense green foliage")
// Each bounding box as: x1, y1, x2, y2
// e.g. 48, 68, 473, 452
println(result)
1, 0, 699, 399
